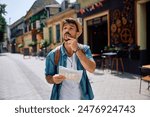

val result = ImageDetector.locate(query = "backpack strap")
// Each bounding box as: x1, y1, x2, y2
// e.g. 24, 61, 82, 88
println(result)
54, 47, 61, 65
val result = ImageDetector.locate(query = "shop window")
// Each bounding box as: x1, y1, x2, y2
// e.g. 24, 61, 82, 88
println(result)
29, 24, 31, 31
33, 22, 36, 29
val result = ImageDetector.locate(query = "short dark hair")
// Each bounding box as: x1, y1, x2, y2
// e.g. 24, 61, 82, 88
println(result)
62, 18, 79, 32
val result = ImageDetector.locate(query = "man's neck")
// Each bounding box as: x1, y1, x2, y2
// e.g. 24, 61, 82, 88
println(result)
64, 43, 73, 57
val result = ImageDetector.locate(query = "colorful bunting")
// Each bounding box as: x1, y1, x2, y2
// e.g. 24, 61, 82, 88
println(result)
85, 7, 90, 12
95, 3, 100, 7
99, 2, 103, 7
90, 5, 95, 11
79, 9, 85, 14
79, 0, 106, 15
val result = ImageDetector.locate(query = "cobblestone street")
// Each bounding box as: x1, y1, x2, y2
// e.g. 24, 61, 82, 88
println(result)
0, 53, 150, 100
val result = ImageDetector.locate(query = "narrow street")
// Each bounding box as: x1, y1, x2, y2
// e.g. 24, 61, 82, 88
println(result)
0, 53, 150, 100
0, 53, 51, 100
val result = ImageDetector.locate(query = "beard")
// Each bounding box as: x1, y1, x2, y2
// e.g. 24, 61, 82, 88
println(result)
63, 32, 77, 44
63, 32, 72, 42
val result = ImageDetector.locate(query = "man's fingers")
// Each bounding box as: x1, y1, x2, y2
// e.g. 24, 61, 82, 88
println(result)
53, 75, 65, 84
67, 39, 76, 44
67, 36, 76, 41
59, 75, 66, 79
54, 75, 65, 80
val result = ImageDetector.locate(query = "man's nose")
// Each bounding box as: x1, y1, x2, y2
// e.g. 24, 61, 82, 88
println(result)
65, 28, 69, 32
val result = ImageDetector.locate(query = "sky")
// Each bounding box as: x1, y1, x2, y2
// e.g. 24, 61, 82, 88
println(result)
0, 0, 76, 25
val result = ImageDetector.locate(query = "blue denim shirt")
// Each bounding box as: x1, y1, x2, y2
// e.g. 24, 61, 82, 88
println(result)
45, 44, 94, 100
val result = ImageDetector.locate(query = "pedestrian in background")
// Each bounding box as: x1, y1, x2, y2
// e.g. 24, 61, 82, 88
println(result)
45, 18, 96, 100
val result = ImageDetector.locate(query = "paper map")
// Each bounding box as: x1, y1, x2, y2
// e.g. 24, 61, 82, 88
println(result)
59, 66, 83, 83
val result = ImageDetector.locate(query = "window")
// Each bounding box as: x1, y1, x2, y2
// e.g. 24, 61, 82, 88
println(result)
49, 27, 53, 44
56, 24, 60, 43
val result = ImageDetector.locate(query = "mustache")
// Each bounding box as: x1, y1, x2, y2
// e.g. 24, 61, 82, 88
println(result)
65, 32, 71, 36
64, 32, 71, 41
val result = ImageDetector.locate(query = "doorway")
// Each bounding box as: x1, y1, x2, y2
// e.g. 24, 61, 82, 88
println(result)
146, 1, 150, 63
87, 15, 108, 54
137, 0, 150, 64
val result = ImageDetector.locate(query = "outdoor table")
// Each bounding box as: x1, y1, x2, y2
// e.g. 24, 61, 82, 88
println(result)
92, 53, 100, 57
142, 64, 150, 69
92, 54, 101, 68
102, 52, 117, 56
141, 64, 150, 75
102, 52, 117, 71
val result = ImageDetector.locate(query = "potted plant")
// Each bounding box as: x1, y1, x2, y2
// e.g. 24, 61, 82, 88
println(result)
28, 41, 37, 56
40, 40, 49, 56
28, 41, 36, 47
18, 43, 24, 48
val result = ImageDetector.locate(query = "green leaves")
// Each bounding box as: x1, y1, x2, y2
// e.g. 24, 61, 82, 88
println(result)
28, 41, 37, 47
0, 15, 6, 32
40, 40, 49, 48
0, 4, 7, 16
18, 44, 24, 48
0, 3, 6, 42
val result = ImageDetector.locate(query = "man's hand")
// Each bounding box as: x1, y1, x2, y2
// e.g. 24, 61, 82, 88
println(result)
53, 74, 65, 84
66, 36, 78, 52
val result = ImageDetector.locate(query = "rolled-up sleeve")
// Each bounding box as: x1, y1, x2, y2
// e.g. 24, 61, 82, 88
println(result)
45, 52, 55, 76
83, 45, 94, 61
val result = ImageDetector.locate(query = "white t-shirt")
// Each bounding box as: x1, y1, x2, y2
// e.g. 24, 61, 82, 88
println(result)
59, 53, 82, 100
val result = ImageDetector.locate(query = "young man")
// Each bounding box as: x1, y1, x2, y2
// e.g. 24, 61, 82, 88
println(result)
45, 18, 96, 100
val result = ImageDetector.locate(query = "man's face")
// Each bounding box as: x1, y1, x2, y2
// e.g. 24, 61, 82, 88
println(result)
62, 23, 78, 42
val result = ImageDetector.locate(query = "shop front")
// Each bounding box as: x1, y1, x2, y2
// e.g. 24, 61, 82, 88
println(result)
77, 0, 147, 74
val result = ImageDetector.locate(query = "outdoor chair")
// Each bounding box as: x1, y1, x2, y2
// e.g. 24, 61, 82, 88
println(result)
139, 67, 150, 94
99, 50, 107, 71
111, 50, 124, 73
92, 54, 101, 68
100, 55, 107, 71
92, 51, 107, 71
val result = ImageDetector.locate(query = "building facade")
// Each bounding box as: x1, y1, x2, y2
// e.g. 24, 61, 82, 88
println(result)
9, 0, 150, 74
23, 0, 60, 55
9, 17, 24, 53
44, 8, 80, 51
77, 0, 150, 74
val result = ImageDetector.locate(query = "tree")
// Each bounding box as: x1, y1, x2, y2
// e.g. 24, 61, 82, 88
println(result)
0, 3, 7, 42
0, 4, 7, 15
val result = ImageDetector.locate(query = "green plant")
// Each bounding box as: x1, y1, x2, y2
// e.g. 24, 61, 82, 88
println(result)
40, 40, 49, 48
18, 44, 24, 48
0, 4, 6, 43
28, 41, 36, 47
